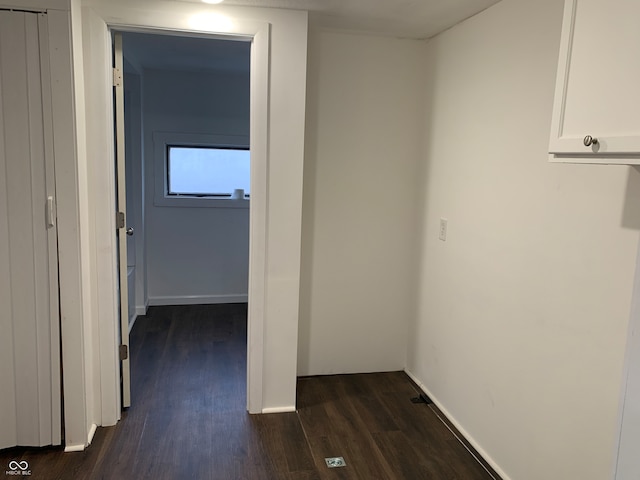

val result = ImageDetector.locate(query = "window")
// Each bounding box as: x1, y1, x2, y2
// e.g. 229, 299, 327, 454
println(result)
167, 146, 250, 197
154, 132, 250, 208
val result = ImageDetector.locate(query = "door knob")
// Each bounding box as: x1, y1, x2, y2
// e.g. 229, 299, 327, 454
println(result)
583, 135, 598, 147
126, 227, 134, 236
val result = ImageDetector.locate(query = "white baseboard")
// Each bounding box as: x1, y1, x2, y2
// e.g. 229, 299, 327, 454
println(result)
64, 421, 96, 452
404, 369, 509, 480
135, 303, 148, 316
261, 405, 296, 414
64, 443, 86, 453
87, 423, 97, 445
148, 294, 248, 306
128, 303, 147, 333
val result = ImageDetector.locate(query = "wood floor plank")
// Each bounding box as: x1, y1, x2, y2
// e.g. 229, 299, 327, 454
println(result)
297, 372, 496, 480
372, 430, 459, 479
0, 305, 498, 480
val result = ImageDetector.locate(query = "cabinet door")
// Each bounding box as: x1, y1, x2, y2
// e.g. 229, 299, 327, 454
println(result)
549, 0, 640, 158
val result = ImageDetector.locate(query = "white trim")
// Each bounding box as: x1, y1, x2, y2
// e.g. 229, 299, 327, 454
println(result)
404, 369, 510, 480
81, 6, 121, 428
245, 20, 269, 416
261, 406, 296, 414
148, 294, 248, 305
87, 423, 97, 445
548, 0, 575, 155
83, 6, 271, 417
548, 154, 640, 165
135, 304, 148, 316
63, 443, 86, 453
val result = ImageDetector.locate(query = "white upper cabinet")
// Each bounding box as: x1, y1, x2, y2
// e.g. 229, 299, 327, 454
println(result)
549, 0, 640, 163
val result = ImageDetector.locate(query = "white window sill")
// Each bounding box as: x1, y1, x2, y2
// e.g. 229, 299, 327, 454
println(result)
153, 196, 250, 208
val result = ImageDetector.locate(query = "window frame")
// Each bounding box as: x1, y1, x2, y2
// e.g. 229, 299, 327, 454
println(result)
153, 131, 250, 208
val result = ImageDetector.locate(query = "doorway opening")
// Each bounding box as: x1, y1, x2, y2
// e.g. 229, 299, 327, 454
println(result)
115, 29, 253, 412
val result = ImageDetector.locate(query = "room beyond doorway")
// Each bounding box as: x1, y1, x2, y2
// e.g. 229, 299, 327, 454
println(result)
119, 30, 251, 409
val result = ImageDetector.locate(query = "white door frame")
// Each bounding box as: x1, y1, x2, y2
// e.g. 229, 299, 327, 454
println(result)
88, 12, 270, 420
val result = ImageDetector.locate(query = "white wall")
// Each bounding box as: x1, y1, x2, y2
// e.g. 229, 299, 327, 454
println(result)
406, 0, 640, 479
142, 68, 250, 305
299, 30, 425, 375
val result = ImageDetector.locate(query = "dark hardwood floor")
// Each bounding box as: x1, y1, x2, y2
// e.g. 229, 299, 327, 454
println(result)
1, 304, 497, 479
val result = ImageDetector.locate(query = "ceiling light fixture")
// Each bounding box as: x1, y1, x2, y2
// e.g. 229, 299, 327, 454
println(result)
202, 0, 224, 4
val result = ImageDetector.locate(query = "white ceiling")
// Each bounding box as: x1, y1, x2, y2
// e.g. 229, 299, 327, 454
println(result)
122, 0, 502, 73
122, 32, 251, 73
225, 0, 501, 39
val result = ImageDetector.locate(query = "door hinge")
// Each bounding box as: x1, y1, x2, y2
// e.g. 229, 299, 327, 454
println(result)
113, 67, 122, 87
116, 211, 125, 229
119, 344, 128, 361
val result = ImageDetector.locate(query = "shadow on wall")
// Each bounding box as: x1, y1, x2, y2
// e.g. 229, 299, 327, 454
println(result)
297, 36, 320, 375
622, 166, 640, 230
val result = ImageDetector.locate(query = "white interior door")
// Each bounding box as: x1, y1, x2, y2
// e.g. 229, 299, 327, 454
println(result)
114, 32, 131, 409
0, 9, 61, 448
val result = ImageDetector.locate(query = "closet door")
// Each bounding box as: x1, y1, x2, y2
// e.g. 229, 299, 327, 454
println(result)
0, 10, 61, 448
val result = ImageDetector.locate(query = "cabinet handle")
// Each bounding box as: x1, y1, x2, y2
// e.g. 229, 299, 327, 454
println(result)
583, 135, 598, 147
46, 196, 55, 228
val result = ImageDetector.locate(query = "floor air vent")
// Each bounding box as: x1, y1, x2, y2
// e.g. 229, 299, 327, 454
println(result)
325, 457, 346, 468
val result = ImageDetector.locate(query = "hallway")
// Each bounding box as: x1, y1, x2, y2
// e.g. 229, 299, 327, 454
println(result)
1, 304, 494, 479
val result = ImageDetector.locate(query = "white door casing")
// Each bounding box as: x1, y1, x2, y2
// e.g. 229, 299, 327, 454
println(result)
83, 2, 307, 433
88, 16, 271, 417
